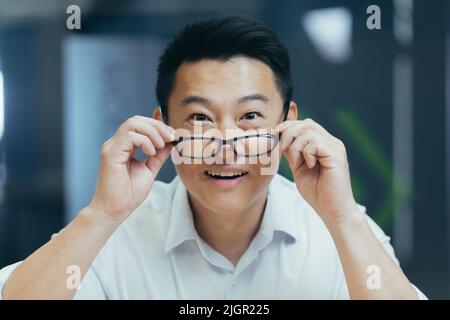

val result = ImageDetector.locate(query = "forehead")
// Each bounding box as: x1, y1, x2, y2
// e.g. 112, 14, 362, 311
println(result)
169, 56, 282, 104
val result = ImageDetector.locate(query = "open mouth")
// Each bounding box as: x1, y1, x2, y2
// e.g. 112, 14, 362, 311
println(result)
204, 170, 248, 180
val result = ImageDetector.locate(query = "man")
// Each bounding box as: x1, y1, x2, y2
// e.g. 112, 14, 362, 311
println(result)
0, 16, 426, 299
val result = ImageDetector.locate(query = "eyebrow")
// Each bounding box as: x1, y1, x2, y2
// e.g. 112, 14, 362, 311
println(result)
237, 93, 270, 104
180, 93, 271, 106
180, 95, 211, 106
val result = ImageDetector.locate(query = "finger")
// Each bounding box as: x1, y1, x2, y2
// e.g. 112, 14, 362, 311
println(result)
132, 118, 166, 148
118, 117, 172, 149
145, 144, 173, 177
302, 141, 318, 169
133, 116, 176, 142
283, 129, 325, 169
278, 120, 344, 171
278, 124, 322, 152
117, 116, 175, 143
276, 118, 330, 137
303, 139, 338, 169
275, 119, 296, 131
278, 124, 305, 152
284, 133, 309, 170
114, 131, 156, 158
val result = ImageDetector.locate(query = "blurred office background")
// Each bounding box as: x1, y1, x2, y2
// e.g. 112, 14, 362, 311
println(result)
0, 0, 449, 298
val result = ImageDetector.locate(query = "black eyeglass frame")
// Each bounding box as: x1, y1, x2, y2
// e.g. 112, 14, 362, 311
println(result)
171, 132, 281, 159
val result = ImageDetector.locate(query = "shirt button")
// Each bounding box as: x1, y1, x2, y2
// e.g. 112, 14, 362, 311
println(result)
232, 279, 239, 287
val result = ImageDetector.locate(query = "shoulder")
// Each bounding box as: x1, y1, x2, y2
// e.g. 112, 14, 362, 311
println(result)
271, 174, 393, 257
271, 173, 380, 233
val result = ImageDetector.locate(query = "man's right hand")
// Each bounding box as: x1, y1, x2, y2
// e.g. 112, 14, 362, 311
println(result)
88, 116, 175, 223
2, 115, 175, 300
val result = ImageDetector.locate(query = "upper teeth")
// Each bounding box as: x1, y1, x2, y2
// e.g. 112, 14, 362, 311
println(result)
207, 170, 247, 177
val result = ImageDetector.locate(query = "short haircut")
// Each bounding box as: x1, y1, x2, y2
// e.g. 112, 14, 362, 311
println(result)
156, 16, 293, 121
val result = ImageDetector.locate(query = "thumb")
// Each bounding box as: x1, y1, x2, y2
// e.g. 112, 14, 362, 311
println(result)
283, 147, 304, 175
145, 144, 173, 178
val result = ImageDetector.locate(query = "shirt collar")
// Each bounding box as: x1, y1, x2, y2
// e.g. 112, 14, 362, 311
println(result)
164, 174, 300, 253
265, 174, 300, 242
164, 177, 197, 253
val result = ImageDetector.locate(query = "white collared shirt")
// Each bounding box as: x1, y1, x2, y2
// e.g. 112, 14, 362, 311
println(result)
0, 174, 427, 299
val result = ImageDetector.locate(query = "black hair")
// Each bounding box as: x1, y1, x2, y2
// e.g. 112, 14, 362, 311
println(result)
156, 16, 293, 121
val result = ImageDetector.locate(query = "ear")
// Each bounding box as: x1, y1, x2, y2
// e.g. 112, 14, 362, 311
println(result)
152, 106, 165, 122
286, 101, 298, 121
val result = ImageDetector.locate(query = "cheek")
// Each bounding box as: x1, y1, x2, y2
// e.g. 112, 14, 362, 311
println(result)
174, 163, 202, 180
174, 164, 204, 200
250, 173, 273, 192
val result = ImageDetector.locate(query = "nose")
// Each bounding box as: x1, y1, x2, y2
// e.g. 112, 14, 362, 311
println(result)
215, 141, 236, 164
213, 121, 244, 164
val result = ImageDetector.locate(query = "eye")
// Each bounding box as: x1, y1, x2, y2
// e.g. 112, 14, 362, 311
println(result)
241, 111, 262, 120
190, 113, 211, 122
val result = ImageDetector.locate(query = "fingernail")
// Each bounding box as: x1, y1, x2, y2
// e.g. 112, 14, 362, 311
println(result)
165, 125, 174, 133
167, 131, 175, 141
165, 126, 175, 140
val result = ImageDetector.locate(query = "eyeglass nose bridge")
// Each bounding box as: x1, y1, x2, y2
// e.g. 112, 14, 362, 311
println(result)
212, 137, 239, 157
215, 136, 245, 154
216, 134, 278, 154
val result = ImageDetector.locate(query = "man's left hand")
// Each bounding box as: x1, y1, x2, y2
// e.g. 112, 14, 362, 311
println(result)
276, 119, 360, 225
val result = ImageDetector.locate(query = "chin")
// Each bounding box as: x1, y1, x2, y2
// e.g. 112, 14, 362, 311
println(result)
205, 196, 250, 214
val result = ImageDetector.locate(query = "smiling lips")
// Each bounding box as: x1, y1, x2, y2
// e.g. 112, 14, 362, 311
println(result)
205, 170, 248, 179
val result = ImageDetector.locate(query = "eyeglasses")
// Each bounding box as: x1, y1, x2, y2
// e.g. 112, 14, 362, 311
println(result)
171, 132, 280, 160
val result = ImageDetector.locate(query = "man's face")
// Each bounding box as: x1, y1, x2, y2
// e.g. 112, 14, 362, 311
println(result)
166, 56, 288, 213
